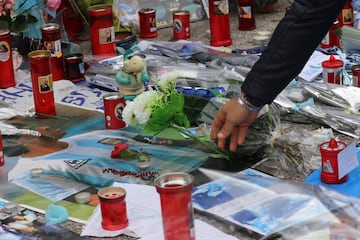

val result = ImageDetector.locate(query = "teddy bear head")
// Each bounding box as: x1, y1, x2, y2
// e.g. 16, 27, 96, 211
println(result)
123, 54, 145, 74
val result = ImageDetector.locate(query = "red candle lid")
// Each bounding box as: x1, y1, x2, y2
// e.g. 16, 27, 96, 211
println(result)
322, 54, 343, 69
320, 138, 346, 151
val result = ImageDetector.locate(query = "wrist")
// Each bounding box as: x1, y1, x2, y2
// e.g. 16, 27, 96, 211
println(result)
236, 91, 263, 112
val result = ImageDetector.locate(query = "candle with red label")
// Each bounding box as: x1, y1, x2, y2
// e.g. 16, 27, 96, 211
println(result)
28, 50, 56, 116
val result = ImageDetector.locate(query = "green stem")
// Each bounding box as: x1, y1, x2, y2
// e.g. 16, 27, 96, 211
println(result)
35, 113, 69, 120
171, 124, 230, 160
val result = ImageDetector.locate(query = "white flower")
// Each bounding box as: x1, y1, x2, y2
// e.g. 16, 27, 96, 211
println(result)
157, 71, 180, 91
136, 107, 152, 124
134, 90, 158, 109
122, 101, 137, 126
123, 90, 163, 126
122, 72, 180, 128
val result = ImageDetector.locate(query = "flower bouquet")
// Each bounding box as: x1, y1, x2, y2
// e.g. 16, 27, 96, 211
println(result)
122, 70, 230, 160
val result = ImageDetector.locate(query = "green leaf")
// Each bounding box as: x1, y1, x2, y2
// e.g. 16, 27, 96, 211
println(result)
120, 149, 138, 161
174, 112, 190, 128
170, 93, 185, 112
149, 107, 173, 124
0, 20, 9, 29
144, 121, 170, 133
144, 108, 173, 133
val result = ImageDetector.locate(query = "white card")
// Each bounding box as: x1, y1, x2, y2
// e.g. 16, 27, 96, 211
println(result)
338, 141, 359, 179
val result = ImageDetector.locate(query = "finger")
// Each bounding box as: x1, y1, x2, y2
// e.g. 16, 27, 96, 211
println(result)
216, 118, 236, 141
229, 126, 239, 151
217, 137, 227, 149
210, 110, 225, 140
237, 125, 249, 145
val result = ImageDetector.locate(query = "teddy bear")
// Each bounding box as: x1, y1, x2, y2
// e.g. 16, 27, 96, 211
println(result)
116, 54, 149, 100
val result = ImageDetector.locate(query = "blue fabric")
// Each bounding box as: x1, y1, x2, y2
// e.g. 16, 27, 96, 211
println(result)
14, 0, 45, 39
305, 148, 360, 198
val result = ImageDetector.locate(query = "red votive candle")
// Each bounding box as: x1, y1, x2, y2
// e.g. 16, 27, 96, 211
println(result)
209, 0, 232, 46
138, 8, 158, 38
0, 131, 4, 166
28, 50, 56, 116
238, 0, 256, 31
173, 10, 190, 40
155, 172, 195, 240
0, 29, 16, 89
88, 4, 116, 60
320, 138, 348, 184
103, 93, 126, 129
98, 186, 129, 231
64, 53, 86, 82
41, 23, 64, 81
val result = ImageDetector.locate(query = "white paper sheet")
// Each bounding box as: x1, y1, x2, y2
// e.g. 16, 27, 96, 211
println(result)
81, 182, 239, 240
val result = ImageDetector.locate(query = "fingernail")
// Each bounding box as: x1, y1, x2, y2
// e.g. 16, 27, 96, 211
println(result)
217, 132, 225, 139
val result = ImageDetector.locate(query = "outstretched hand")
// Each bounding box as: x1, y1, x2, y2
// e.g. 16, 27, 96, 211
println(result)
210, 98, 259, 152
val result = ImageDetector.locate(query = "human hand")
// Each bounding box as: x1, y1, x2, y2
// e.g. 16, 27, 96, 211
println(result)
210, 98, 259, 151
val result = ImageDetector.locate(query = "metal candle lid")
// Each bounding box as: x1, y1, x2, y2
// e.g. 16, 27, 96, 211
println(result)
41, 23, 60, 32
28, 50, 51, 59
139, 8, 156, 14
88, 4, 112, 16
154, 172, 194, 192
98, 186, 126, 201
173, 10, 190, 16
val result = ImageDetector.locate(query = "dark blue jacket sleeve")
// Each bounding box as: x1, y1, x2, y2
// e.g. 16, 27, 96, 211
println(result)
241, 0, 347, 106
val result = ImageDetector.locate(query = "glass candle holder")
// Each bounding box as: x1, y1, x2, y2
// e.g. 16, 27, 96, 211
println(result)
138, 8, 158, 38
155, 172, 195, 240
98, 186, 129, 231
88, 4, 116, 60
28, 50, 56, 116
238, 0, 256, 31
64, 53, 86, 82
41, 23, 64, 81
0, 29, 16, 89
